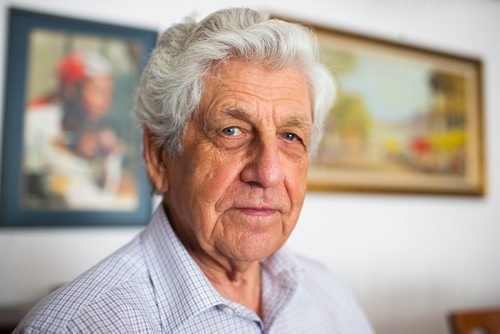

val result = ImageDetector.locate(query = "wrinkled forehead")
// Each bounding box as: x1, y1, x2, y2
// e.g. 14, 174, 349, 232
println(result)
198, 60, 313, 121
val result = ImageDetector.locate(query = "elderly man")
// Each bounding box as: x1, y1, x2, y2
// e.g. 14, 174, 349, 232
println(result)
16, 8, 373, 333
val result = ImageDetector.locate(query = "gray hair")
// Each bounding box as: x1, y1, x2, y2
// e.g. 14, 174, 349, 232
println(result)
134, 7, 335, 156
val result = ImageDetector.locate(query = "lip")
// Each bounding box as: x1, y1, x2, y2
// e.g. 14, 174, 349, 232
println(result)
234, 207, 278, 217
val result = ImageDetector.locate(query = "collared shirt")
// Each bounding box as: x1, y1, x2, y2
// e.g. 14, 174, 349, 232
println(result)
15, 206, 373, 333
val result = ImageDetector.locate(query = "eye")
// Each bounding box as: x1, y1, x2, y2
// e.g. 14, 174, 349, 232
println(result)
221, 126, 241, 136
282, 132, 299, 142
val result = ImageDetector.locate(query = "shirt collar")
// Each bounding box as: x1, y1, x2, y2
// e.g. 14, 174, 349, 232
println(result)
260, 246, 300, 328
261, 246, 301, 286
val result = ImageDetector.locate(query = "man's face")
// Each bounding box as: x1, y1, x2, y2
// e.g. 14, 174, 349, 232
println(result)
160, 60, 312, 266
80, 75, 114, 119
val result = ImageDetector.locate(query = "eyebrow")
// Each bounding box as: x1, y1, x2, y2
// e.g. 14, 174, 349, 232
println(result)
221, 107, 312, 130
200, 106, 247, 133
283, 116, 313, 131
222, 107, 251, 122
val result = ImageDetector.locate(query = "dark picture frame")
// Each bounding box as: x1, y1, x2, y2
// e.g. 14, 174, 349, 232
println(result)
0, 8, 158, 226
289, 19, 485, 196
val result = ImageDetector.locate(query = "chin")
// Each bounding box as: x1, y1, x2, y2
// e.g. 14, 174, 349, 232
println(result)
229, 235, 286, 263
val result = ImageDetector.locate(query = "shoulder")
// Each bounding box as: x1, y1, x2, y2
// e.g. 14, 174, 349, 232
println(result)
293, 253, 348, 290
15, 236, 157, 333
293, 253, 358, 302
289, 253, 374, 333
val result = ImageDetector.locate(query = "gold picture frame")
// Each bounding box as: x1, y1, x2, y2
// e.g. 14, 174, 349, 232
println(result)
297, 20, 485, 195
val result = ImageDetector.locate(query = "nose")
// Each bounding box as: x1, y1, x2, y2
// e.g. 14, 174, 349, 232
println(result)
240, 136, 284, 188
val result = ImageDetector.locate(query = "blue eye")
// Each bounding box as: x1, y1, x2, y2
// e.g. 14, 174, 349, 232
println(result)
222, 127, 241, 136
282, 132, 298, 141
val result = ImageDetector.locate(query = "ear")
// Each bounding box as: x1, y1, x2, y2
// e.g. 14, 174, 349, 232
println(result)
143, 127, 169, 193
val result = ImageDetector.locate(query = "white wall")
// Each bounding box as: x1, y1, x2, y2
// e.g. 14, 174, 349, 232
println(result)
1, 1, 499, 333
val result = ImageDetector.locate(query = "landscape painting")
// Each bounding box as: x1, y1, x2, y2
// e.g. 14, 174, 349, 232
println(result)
308, 26, 484, 195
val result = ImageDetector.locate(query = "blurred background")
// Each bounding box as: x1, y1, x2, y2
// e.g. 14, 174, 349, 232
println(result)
0, 0, 499, 333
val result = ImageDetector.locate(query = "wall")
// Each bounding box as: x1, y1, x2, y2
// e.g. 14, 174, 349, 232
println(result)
1, 1, 499, 333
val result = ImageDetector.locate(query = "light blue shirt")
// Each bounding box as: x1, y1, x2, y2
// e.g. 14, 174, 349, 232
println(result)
15, 206, 373, 333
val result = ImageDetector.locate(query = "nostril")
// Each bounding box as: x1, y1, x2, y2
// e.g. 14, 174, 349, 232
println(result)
246, 180, 263, 188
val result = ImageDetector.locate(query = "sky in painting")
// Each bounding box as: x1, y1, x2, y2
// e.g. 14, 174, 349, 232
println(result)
341, 51, 433, 123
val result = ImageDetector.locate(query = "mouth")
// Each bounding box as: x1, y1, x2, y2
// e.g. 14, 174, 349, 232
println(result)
233, 207, 278, 217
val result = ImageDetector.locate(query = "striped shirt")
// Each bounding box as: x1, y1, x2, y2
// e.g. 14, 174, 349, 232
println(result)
15, 206, 373, 333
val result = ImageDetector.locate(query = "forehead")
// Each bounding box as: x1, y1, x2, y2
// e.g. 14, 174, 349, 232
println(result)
85, 74, 113, 86
200, 60, 312, 120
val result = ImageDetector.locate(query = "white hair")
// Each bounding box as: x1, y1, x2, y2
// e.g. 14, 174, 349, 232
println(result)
134, 7, 335, 156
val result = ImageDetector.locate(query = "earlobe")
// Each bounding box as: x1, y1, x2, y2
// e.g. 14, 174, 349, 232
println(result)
143, 128, 169, 193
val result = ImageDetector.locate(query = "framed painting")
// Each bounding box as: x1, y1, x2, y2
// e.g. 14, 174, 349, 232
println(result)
0, 8, 158, 226
301, 21, 484, 195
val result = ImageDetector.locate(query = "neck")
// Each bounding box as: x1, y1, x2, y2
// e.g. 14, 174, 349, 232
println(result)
191, 252, 262, 317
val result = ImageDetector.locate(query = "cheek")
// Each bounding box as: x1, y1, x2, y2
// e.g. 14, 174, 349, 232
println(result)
193, 151, 244, 202
187, 151, 246, 235
285, 158, 308, 205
